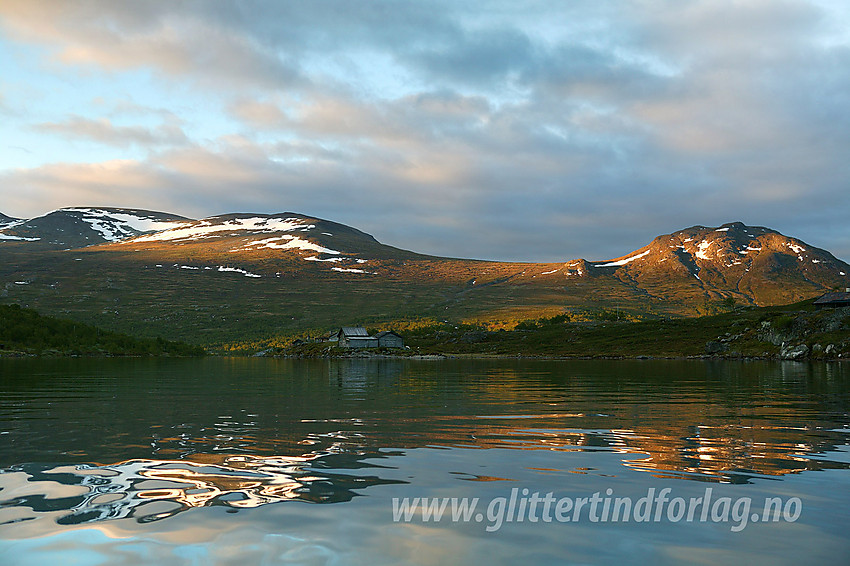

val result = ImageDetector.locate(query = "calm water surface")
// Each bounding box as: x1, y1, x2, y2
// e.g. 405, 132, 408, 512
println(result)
1, 358, 849, 565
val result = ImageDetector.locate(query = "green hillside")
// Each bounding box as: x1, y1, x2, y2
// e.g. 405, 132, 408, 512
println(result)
273, 300, 850, 360
0, 304, 205, 357
1, 217, 847, 349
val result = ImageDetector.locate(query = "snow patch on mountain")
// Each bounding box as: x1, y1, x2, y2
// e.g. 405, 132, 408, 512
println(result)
237, 236, 340, 255
64, 208, 190, 241
0, 233, 40, 241
133, 217, 315, 243
593, 249, 651, 267
217, 266, 261, 278
331, 267, 372, 274
695, 241, 713, 260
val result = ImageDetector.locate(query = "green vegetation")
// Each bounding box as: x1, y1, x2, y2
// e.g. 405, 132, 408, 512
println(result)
269, 300, 850, 360
0, 304, 205, 357
0, 245, 755, 349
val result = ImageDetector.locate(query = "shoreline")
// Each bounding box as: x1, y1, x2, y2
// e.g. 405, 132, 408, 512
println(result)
270, 351, 849, 362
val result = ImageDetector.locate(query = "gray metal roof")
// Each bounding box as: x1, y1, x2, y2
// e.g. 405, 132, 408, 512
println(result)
813, 292, 850, 304
340, 326, 369, 337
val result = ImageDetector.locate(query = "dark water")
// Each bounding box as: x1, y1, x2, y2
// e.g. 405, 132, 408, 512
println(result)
1, 358, 849, 565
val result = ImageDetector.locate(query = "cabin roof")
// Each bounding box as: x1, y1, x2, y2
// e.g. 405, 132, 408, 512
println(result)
339, 326, 369, 337
375, 330, 401, 338
813, 292, 850, 304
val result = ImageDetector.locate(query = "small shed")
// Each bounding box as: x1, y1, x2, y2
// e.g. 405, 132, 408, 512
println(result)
375, 330, 404, 349
813, 290, 850, 310
335, 327, 378, 348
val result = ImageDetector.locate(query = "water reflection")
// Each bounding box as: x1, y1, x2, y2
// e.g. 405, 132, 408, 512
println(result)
1, 358, 849, 532
1, 449, 403, 529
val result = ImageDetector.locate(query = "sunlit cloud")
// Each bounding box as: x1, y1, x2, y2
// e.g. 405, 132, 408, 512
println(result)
0, 0, 848, 261
33, 115, 188, 148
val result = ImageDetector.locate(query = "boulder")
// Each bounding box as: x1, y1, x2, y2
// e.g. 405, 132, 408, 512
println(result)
780, 344, 809, 360
705, 341, 728, 355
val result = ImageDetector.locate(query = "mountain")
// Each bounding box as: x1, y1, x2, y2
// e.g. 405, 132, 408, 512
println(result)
111, 211, 432, 261
0, 212, 21, 233
575, 222, 848, 306
0, 207, 190, 248
1, 210, 847, 345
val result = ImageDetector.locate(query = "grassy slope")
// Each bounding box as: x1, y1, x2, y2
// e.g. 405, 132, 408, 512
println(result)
0, 304, 205, 356
0, 246, 704, 347
274, 300, 850, 359
1, 241, 844, 350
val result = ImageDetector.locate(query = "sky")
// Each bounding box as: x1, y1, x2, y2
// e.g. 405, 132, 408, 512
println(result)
1, 0, 848, 263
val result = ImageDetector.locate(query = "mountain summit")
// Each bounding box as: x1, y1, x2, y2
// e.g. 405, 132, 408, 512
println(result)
1, 210, 847, 342
576, 222, 847, 305
0, 208, 190, 248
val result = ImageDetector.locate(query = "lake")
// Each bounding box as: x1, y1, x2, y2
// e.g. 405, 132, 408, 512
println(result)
1, 358, 849, 565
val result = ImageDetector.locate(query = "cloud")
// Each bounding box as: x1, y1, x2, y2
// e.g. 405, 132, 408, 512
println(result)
1, 1, 849, 262
33, 115, 188, 148
0, 0, 305, 90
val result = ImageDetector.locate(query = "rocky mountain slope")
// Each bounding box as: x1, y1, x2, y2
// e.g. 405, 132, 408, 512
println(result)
0, 207, 190, 248
1, 209, 847, 344
0, 212, 19, 227
0, 208, 189, 249
578, 222, 848, 306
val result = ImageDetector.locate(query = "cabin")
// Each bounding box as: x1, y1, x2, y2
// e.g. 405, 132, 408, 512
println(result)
335, 327, 379, 348
375, 330, 404, 349
813, 289, 850, 310
333, 327, 404, 349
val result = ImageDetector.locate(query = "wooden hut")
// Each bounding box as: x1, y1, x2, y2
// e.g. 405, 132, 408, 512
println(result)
335, 327, 378, 348
813, 290, 850, 310
375, 330, 404, 349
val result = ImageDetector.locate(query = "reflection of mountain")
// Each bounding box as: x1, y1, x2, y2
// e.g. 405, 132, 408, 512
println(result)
1, 358, 849, 527
375, 416, 849, 484
4, 418, 847, 529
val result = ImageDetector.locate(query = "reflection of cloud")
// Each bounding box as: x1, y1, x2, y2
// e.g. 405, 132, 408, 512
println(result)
1, 451, 404, 530
2, 418, 845, 535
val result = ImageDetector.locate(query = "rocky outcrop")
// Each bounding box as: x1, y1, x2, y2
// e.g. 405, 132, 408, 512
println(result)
706, 306, 850, 360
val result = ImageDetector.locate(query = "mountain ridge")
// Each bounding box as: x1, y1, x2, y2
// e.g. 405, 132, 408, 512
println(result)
0, 207, 191, 248
3, 208, 847, 265
1, 207, 847, 344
